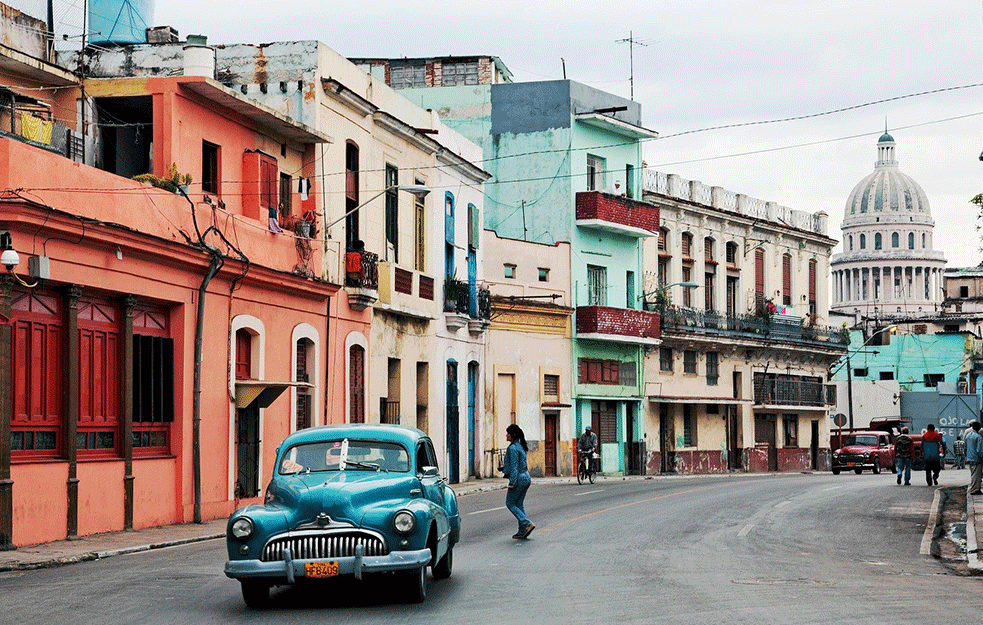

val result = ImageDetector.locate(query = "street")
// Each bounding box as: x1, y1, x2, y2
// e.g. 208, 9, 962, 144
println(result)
2, 471, 980, 624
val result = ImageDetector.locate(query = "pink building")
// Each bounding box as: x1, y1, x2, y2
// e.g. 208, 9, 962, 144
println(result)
0, 73, 337, 546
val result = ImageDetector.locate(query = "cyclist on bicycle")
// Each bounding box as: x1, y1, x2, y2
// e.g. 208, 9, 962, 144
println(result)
578, 425, 598, 474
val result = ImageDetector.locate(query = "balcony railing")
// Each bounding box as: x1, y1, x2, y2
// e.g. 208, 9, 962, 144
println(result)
576, 305, 660, 344
444, 278, 491, 320
575, 191, 660, 238
753, 375, 837, 407
345, 250, 379, 290
647, 304, 848, 347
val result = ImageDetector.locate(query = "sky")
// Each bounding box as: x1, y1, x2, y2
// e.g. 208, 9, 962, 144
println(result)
44, 0, 983, 267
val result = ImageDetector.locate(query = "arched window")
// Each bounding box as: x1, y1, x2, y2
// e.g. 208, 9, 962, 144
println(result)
891, 232, 899, 248
908, 233, 914, 249
874, 233, 882, 250
848, 235, 853, 251
860, 234, 866, 249
922, 233, 926, 248
349, 344, 365, 423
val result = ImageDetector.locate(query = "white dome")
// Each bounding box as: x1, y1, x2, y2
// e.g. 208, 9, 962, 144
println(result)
843, 133, 931, 223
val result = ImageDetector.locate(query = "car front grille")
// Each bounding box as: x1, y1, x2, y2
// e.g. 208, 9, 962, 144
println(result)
262, 531, 388, 561
837, 454, 864, 463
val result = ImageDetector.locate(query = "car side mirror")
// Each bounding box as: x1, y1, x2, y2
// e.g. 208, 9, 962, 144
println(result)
422, 466, 440, 478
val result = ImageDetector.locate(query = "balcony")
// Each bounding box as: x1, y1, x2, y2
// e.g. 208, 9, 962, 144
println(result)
648, 304, 850, 348
344, 250, 379, 311
753, 374, 836, 408
444, 278, 491, 333
576, 305, 660, 345
575, 191, 660, 238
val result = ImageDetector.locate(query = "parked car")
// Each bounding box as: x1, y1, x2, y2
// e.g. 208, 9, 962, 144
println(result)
224, 424, 460, 607
831, 430, 895, 474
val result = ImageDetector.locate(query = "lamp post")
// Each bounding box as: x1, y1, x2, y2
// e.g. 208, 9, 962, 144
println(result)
323, 184, 431, 234
839, 325, 897, 430
645, 281, 699, 312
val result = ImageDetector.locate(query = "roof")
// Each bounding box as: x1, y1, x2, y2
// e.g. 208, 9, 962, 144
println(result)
280, 424, 427, 448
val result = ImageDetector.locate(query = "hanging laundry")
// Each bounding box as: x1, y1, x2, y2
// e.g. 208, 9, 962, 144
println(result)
298, 177, 311, 201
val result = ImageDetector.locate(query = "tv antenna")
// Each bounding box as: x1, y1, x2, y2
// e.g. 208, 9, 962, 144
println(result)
616, 31, 650, 100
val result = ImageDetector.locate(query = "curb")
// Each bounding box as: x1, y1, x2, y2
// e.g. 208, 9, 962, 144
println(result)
968, 494, 982, 573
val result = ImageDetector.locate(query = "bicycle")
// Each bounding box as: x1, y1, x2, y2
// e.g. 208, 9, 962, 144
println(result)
577, 449, 596, 484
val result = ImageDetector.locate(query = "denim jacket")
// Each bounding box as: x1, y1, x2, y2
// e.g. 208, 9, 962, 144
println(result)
502, 441, 529, 487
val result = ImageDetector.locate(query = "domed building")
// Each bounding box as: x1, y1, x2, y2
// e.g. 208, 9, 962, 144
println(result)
830, 132, 947, 317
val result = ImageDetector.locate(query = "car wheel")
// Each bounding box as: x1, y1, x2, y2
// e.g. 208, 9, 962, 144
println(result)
832, 468, 840, 475
405, 566, 428, 603
854, 467, 863, 475
240, 579, 271, 609
872, 459, 881, 475
432, 545, 453, 579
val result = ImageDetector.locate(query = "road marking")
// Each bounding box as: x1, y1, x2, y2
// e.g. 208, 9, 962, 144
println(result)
738, 523, 754, 537
574, 489, 604, 497
823, 486, 844, 491
775, 500, 790, 507
920, 488, 942, 555
468, 506, 506, 515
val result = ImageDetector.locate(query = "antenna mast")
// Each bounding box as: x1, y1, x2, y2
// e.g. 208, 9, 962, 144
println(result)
616, 31, 649, 100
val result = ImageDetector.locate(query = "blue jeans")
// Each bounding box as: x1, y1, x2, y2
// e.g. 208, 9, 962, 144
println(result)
505, 473, 532, 531
896, 457, 912, 484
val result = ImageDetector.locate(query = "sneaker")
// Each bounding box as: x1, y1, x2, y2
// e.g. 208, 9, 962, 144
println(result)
512, 532, 524, 539
904, 482, 911, 485
897, 474, 902, 485
521, 523, 535, 539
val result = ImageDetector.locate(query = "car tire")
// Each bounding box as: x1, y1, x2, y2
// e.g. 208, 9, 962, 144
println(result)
872, 459, 881, 475
405, 566, 428, 603
832, 467, 840, 475
854, 467, 863, 475
432, 545, 453, 579
240, 579, 271, 609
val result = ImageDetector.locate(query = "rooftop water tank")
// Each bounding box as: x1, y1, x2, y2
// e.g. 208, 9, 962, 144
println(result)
88, 0, 154, 45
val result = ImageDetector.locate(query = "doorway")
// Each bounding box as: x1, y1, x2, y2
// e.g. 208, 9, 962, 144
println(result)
544, 412, 558, 476
755, 414, 777, 471
659, 403, 675, 473
235, 404, 260, 498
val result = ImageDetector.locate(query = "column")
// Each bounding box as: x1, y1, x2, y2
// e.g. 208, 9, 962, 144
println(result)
0, 274, 13, 549
121, 295, 136, 530
65, 284, 80, 539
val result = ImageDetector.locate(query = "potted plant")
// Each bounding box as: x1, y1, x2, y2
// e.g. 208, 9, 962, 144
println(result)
132, 162, 193, 194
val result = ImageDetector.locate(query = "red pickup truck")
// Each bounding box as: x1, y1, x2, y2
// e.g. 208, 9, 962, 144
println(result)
831, 430, 895, 475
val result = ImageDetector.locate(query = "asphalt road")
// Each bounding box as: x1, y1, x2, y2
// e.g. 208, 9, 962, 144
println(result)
1, 472, 978, 624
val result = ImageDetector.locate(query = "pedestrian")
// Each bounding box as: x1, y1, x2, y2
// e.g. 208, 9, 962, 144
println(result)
503, 423, 534, 539
954, 435, 966, 470
895, 427, 913, 486
922, 424, 943, 486
577, 425, 598, 473
967, 421, 983, 496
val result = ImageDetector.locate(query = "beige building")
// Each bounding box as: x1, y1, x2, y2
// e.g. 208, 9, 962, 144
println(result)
642, 171, 846, 473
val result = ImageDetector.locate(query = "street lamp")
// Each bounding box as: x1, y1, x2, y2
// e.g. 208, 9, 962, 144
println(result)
324, 184, 431, 233
644, 281, 700, 312
837, 324, 897, 430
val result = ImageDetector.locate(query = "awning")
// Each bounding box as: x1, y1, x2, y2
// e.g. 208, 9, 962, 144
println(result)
648, 396, 752, 404
541, 401, 572, 409
235, 380, 313, 410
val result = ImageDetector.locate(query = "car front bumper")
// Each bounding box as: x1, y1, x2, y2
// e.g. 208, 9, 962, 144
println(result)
225, 546, 431, 583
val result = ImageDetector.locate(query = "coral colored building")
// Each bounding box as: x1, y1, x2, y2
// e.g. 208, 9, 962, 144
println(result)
0, 65, 336, 546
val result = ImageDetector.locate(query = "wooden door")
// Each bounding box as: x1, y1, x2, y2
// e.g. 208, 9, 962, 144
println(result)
544, 412, 557, 476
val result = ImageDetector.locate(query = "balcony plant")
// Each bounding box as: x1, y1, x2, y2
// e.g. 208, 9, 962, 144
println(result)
133, 162, 193, 194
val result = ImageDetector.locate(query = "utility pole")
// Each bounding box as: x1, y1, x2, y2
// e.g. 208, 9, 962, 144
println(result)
616, 31, 648, 100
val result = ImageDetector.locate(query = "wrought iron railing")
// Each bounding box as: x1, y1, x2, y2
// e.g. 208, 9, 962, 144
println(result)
346, 250, 378, 289
753, 375, 837, 407
444, 279, 490, 320
646, 303, 848, 346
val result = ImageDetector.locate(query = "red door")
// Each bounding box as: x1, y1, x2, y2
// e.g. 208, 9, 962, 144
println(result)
544, 413, 557, 476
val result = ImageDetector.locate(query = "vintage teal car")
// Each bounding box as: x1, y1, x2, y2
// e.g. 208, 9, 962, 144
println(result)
224, 424, 460, 607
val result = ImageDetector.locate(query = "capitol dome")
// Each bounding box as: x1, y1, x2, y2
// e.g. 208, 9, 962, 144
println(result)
830, 132, 946, 316
843, 132, 931, 222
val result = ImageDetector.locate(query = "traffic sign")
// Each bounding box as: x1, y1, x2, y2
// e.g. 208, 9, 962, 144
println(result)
832, 413, 847, 427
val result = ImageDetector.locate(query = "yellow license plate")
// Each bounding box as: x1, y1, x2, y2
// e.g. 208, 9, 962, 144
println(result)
846, 462, 855, 467
304, 561, 339, 578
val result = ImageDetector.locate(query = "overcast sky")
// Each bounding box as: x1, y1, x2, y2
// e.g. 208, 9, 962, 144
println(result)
103, 1, 983, 267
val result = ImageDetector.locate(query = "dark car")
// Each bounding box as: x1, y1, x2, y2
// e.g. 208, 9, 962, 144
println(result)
224, 424, 460, 607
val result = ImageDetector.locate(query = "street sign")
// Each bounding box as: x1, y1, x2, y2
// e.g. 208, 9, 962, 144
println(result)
832, 413, 847, 427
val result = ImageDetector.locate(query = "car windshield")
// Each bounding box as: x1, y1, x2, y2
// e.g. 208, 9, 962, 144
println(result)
278, 439, 410, 474
844, 435, 877, 446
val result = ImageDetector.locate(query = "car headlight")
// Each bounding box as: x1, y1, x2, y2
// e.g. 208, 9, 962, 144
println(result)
393, 510, 416, 535
832, 452, 839, 458
231, 517, 254, 540
863, 452, 870, 459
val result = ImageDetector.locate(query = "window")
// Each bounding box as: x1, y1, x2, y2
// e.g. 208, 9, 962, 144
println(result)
279, 172, 292, 216
445, 193, 455, 281
384, 358, 400, 425
618, 362, 637, 387
874, 233, 882, 250
132, 304, 173, 455
538, 268, 549, 282
726, 276, 738, 316
706, 352, 719, 386
625, 163, 635, 198
11, 288, 63, 459
658, 257, 669, 287
259, 153, 278, 212
704, 237, 715, 263
922, 233, 926, 248
295, 339, 313, 430
908, 232, 915, 249
658, 228, 669, 253
808, 259, 817, 315
504, 264, 516, 279
682, 405, 696, 447
860, 234, 866, 249
879, 371, 895, 380
682, 265, 693, 307
202, 141, 219, 194
783, 415, 798, 447
587, 265, 607, 306
754, 248, 765, 301
77, 298, 120, 457
704, 271, 715, 312
442, 61, 479, 86
681, 233, 693, 258
660, 347, 673, 372
543, 374, 560, 401
924, 373, 944, 388
345, 142, 360, 248
414, 178, 426, 271
390, 62, 426, 89
385, 164, 398, 262
578, 358, 621, 385
349, 345, 365, 423
726, 242, 738, 265
782, 253, 792, 305
626, 270, 635, 308
892, 232, 899, 248
587, 154, 604, 191
848, 235, 853, 251
683, 350, 697, 374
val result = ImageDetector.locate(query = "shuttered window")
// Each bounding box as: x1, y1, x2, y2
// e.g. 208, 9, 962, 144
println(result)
755, 249, 765, 297
349, 345, 365, 423
10, 288, 62, 459
133, 305, 172, 455
77, 298, 119, 457
782, 254, 792, 305
808, 259, 817, 315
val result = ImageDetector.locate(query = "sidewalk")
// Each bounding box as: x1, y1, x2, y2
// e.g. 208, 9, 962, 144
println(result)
3, 472, 979, 573
0, 477, 512, 572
